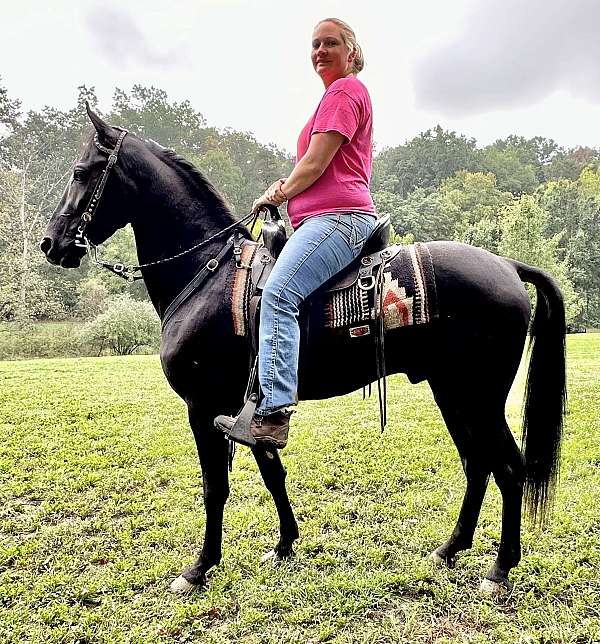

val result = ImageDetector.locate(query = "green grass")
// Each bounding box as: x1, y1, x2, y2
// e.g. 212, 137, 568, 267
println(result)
0, 335, 598, 643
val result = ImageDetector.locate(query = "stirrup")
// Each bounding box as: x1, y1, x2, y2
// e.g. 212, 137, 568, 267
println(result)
215, 393, 258, 448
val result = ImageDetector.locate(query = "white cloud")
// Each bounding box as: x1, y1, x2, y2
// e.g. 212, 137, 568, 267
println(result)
413, 0, 600, 116
84, 4, 189, 69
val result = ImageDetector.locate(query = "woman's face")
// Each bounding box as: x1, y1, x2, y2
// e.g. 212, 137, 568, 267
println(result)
311, 22, 354, 85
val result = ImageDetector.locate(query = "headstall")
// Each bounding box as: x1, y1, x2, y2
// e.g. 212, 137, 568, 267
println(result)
74, 129, 255, 282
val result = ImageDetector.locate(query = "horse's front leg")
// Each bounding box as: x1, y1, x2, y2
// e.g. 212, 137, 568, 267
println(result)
170, 404, 229, 593
251, 446, 299, 561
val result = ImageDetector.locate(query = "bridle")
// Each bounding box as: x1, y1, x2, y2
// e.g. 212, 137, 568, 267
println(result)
74, 128, 256, 282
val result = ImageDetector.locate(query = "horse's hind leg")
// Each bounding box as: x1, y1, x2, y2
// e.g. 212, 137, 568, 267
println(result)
170, 404, 230, 593
252, 447, 299, 561
483, 422, 525, 593
430, 377, 525, 591
429, 383, 491, 566
431, 458, 490, 566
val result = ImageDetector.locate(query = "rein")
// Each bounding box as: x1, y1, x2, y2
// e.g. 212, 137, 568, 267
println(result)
75, 129, 256, 282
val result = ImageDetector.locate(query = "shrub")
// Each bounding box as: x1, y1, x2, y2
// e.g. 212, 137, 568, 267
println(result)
0, 321, 85, 360
75, 279, 110, 320
80, 295, 159, 356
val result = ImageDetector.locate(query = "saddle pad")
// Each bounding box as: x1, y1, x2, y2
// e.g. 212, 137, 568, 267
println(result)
324, 242, 438, 330
228, 242, 258, 336
228, 242, 438, 337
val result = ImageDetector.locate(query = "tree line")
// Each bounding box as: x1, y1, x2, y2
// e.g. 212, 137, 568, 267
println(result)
0, 82, 598, 329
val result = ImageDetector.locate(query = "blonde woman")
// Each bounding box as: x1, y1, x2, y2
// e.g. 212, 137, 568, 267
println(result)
217, 19, 377, 448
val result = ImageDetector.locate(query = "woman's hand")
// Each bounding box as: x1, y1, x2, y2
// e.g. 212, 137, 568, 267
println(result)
252, 178, 288, 213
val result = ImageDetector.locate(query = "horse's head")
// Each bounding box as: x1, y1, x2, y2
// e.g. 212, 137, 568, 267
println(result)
41, 104, 135, 268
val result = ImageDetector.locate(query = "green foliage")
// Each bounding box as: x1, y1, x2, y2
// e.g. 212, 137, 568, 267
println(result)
377, 188, 453, 242
0, 321, 85, 360
0, 335, 598, 642
191, 149, 245, 212
374, 125, 481, 197
80, 294, 159, 356
440, 171, 513, 253
484, 135, 560, 183
0, 167, 75, 320
537, 167, 600, 327
0, 76, 20, 133
109, 85, 208, 155
544, 146, 600, 182
499, 195, 582, 324
479, 145, 538, 194
75, 278, 110, 320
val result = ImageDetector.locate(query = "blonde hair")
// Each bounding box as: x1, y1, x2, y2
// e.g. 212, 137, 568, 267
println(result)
316, 18, 365, 74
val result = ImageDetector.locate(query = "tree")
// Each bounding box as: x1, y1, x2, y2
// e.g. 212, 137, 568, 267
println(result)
0, 78, 20, 136
375, 188, 454, 242
374, 125, 481, 197
479, 145, 538, 195
191, 149, 245, 213
109, 85, 211, 157
544, 146, 600, 182
0, 86, 95, 319
440, 172, 513, 253
219, 129, 293, 212
487, 135, 560, 183
499, 195, 581, 325
538, 167, 600, 326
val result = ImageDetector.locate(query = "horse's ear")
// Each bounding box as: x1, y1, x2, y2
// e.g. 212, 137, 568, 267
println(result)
85, 101, 111, 138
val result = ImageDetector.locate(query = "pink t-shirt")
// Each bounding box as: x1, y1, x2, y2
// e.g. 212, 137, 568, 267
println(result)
287, 76, 375, 229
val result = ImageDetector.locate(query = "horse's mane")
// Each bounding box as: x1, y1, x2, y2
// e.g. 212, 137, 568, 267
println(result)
146, 142, 235, 221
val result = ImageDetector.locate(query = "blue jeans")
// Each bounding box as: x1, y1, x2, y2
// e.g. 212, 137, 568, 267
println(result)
256, 212, 377, 415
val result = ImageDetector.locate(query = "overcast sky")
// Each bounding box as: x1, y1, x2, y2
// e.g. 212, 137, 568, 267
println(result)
2, 0, 599, 154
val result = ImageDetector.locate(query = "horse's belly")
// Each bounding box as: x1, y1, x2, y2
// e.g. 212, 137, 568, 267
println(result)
297, 321, 434, 400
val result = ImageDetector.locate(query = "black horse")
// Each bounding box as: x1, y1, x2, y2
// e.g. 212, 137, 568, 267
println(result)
41, 107, 566, 594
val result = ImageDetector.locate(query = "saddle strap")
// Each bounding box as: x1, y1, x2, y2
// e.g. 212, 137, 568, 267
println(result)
161, 240, 233, 330
374, 261, 387, 433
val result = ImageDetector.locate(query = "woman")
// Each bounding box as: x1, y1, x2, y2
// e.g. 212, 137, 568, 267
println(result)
217, 18, 377, 448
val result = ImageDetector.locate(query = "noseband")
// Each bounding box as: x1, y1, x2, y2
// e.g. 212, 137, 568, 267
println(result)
74, 129, 255, 282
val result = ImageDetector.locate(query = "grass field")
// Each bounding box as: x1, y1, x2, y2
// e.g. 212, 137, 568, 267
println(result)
0, 335, 598, 643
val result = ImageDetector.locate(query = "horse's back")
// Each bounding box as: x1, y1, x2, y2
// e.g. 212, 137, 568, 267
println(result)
426, 241, 531, 323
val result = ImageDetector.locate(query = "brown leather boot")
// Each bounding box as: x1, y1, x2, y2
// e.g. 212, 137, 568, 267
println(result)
214, 406, 293, 449
251, 410, 293, 449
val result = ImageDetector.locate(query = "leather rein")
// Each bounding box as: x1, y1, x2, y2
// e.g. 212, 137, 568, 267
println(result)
74, 128, 255, 283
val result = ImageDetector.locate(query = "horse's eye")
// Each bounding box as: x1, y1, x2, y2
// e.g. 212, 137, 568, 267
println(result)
73, 167, 87, 182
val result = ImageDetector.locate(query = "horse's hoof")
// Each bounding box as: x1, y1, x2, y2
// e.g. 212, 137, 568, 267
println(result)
169, 575, 199, 594
430, 550, 446, 567
260, 549, 277, 564
479, 578, 511, 595
430, 549, 454, 568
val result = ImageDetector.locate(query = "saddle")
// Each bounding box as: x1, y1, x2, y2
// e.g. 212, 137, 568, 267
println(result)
248, 210, 396, 297
230, 208, 438, 343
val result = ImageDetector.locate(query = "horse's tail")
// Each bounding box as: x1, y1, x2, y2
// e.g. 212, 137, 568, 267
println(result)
511, 260, 567, 526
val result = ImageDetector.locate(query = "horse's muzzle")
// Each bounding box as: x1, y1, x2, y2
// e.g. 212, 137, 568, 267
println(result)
40, 236, 85, 268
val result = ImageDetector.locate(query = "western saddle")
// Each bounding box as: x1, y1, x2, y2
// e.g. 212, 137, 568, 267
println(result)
248, 207, 397, 295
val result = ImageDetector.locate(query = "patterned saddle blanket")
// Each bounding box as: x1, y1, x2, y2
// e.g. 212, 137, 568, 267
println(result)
228, 241, 438, 339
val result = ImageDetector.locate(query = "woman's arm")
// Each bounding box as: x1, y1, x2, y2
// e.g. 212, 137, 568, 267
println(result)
253, 130, 345, 211
280, 130, 345, 199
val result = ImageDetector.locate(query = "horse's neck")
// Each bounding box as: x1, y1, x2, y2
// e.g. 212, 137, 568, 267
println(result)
130, 181, 234, 319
